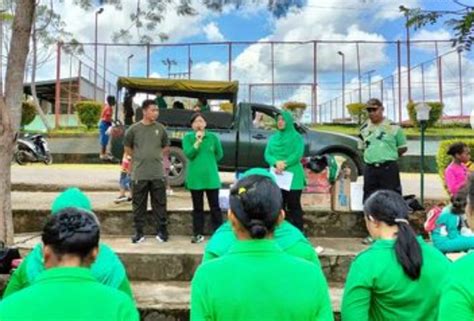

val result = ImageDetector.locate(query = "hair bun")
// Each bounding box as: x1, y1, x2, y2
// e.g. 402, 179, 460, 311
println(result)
248, 219, 268, 239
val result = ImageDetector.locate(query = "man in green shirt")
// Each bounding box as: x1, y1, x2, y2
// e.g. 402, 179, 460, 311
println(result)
360, 98, 407, 202
0, 208, 138, 321
124, 99, 170, 243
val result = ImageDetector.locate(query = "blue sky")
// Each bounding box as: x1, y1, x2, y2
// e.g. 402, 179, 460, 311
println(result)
46, 0, 474, 119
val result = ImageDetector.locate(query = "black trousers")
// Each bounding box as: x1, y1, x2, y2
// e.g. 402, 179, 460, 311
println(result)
190, 189, 223, 236
132, 179, 167, 235
281, 189, 304, 231
363, 161, 402, 202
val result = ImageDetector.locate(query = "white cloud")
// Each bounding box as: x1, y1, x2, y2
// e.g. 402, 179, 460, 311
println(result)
203, 22, 226, 42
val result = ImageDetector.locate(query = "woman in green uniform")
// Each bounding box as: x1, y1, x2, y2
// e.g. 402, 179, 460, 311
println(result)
191, 169, 333, 321
202, 169, 319, 265
438, 174, 474, 321
3, 187, 133, 299
183, 113, 224, 243
341, 190, 450, 321
0, 208, 138, 321
264, 111, 305, 231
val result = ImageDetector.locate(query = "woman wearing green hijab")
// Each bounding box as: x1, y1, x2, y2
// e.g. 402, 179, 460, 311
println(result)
3, 188, 133, 299
264, 111, 306, 231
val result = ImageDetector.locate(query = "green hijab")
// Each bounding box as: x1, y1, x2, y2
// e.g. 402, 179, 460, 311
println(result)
268, 111, 301, 160
50, 187, 92, 215
205, 167, 309, 258
26, 188, 126, 290
241, 167, 276, 182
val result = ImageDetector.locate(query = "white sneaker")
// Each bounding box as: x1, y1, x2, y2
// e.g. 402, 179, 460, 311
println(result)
191, 234, 205, 243
114, 195, 128, 204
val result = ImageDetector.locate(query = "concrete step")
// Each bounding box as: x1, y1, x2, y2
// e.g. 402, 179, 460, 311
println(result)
133, 281, 344, 321
15, 235, 366, 284
12, 191, 428, 238
13, 207, 375, 238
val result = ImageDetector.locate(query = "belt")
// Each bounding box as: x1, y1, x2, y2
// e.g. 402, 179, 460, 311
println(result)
367, 160, 396, 168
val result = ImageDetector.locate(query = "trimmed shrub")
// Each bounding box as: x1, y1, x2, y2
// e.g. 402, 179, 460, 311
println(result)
283, 101, 307, 123
436, 139, 474, 192
21, 101, 37, 127
75, 101, 102, 129
346, 103, 367, 125
407, 101, 443, 127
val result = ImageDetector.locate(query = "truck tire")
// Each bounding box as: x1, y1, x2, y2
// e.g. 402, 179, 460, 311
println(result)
168, 146, 187, 187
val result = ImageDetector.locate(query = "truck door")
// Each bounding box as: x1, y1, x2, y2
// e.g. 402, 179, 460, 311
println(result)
243, 106, 279, 168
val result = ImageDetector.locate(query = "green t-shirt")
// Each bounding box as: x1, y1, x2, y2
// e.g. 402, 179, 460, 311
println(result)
432, 206, 461, 240
359, 118, 407, 164
202, 221, 320, 267
3, 243, 133, 299
438, 252, 474, 321
183, 130, 223, 190
124, 121, 169, 181
191, 240, 333, 321
341, 237, 450, 321
0, 267, 138, 321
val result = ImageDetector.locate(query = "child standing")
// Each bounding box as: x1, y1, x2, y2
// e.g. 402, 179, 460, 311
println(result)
114, 154, 132, 203
432, 188, 474, 253
445, 142, 470, 197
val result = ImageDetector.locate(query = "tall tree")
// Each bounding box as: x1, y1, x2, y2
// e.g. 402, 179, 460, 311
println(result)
400, 1, 474, 50
0, 0, 35, 244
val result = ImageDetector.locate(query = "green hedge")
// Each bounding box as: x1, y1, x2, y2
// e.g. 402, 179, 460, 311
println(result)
407, 101, 443, 127
75, 101, 102, 129
21, 101, 36, 127
436, 139, 474, 191
346, 103, 367, 125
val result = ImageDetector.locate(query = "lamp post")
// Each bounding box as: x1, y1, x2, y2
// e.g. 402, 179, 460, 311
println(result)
337, 51, 345, 119
415, 102, 431, 206
127, 54, 134, 77
162, 58, 177, 78
363, 69, 376, 99
94, 7, 104, 101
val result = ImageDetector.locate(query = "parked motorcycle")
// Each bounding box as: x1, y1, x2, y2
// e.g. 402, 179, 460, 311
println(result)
14, 134, 53, 165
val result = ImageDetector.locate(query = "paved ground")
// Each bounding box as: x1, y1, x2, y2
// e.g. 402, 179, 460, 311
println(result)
11, 164, 448, 202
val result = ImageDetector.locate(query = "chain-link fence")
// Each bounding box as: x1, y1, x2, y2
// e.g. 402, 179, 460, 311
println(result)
48, 39, 473, 127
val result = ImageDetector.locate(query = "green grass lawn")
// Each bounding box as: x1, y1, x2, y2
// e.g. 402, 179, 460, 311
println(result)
311, 124, 474, 138
23, 127, 99, 137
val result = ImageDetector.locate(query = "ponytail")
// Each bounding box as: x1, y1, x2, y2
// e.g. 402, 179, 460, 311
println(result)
395, 222, 422, 280
364, 190, 423, 280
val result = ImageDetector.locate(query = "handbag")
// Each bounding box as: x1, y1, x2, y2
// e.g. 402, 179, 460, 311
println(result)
0, 242, 21, 274
403, 194, 425, 212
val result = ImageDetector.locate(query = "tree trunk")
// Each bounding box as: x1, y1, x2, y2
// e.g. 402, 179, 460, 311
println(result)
0, 0, 35, 245
30, 27, 51, 131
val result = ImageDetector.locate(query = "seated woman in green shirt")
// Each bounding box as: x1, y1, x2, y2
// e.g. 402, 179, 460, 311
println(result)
431, 188, 474, 253
341, 190, 450, 321
0, 208, 139, 321
3, 188, 133, 299
183, 113, 224, 243
191, 169, 333, 321
438, 174, 474, 321
202, 214, 320, 265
